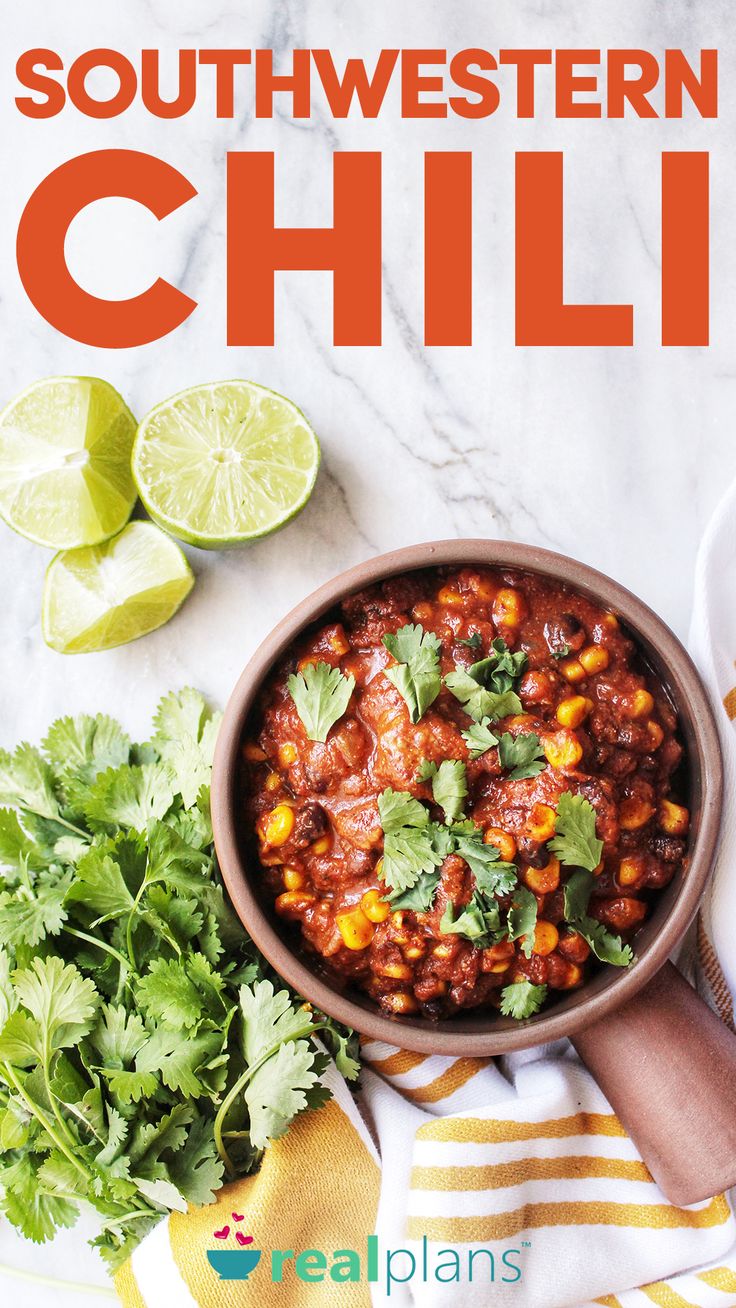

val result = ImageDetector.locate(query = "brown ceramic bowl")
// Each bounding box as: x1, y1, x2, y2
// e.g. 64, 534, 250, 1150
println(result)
212, 540, 723, 1058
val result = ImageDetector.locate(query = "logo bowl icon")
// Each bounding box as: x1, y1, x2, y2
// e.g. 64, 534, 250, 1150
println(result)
207, 1248, 262, 1280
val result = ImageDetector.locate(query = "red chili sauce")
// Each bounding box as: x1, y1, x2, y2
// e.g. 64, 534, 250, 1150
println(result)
241, 568, 689, 1021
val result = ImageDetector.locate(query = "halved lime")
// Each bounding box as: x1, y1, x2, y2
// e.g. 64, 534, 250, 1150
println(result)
42, 521, 194, 654
131, 380, 320, 548
0, 376, 137, 548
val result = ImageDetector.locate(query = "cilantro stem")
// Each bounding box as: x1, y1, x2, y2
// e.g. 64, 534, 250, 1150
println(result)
0, 1262, 116, 1298
0, 1063, 94, 1185
213, 1020, 317, 1177
21, 807, 89, 842
62, 925, 132, 978
100, 1209, 157, 1232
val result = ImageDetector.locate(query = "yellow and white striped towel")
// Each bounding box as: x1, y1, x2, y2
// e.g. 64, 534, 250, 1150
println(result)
116, 482, 736, 1308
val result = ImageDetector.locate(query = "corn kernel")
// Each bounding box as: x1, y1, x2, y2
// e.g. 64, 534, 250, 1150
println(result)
361, 889, 390, 923
483, 941, 516, 973
628, 689, 654, 719
437, 586, 463, 606
647, 720, 665, 750
336, 907, 374, 951
243, 742, 266, 762
493, 587, 526, 628
524, 857, 561, 895
604, 612, 619, 629
560, 657, 586, 684
311, 834, 332, 856
555, 962, 584, 990
274, 890, 316, 917
283, 867, 306, 891
486, 956, 515, 974
432, 943, 454, 959
403, 943, 426, 961
526, 803, 557, 843
383, 991, 418, 1015
264, 771, 282, 793
543, 729, 583, 771
659, 799, 689, 837
412, 601, 434, 623
261, 803, 295, 846
391, 911, 406, 929
483, 827, 517, 862
617, 856, 645, 888
619, 797, 654, 831
469, 575, 497, 601
377, 961, 413, 981
579, 644, 610, 674
329, 626, 350, 656
278, 743, 298, 767
528, 920, 559, 956
556, 695, 590, 729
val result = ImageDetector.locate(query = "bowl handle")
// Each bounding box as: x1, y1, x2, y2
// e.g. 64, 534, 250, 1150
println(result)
571, 960, 736, 1206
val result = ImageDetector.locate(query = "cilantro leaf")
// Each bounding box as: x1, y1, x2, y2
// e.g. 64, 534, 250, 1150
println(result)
167, 1113, 224, 1206
152, 689, 222, 809
457, 632, 483, 649
563, 868, 594, 921
573, 915, 634, 967
419, 758, 468, 822
500, 980, 548, 1020
0, 1154, 77, 1243
497, 731, 547, 781
0, 871, 72, 949
551, 644, 571, 660
461, 718, 499, 759
245, 1039, 319, 1151
4, 957, 99, 1063
43, 715, 130, 788
377, 788, 442, 894
136, 959, 205, 1031
380, 828, 443, 896
440, 893, 501, 945
452, 827, 517, 893
382, 624, 442, 723
287, 661, 355, 743
0, 808, 46, 876
64, 846, 135, 925
78, 763, 176, 832
0, 744, 59, 819
377, 788, 429, 834
444, 668, 521, 723
388, 869, 441, 911
506, 885, 539, 957
549, 793, 603, 872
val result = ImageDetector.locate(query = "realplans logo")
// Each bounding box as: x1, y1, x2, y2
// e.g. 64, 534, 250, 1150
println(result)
206, 1226, 526, 1295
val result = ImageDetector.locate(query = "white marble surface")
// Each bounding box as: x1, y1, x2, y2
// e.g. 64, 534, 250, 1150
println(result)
0, 2, 735, 1303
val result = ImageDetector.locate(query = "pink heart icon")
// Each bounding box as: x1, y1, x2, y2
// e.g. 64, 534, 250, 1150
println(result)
213, 1226, 230, 1240
232, 1212, 245, 1222
236, 1233, 254, 1246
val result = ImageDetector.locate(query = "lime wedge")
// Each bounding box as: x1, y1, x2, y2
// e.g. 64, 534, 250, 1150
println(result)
42, 521, 194, 654
0, 376, 137, 549
131, 380, 320, 548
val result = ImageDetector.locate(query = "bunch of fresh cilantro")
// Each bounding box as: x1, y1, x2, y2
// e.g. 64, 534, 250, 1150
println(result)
0, 690, 357, 1272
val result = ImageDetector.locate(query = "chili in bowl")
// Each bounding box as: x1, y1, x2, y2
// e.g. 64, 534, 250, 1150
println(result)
238, 562, 691, 1027
212, 541, 721, 1056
